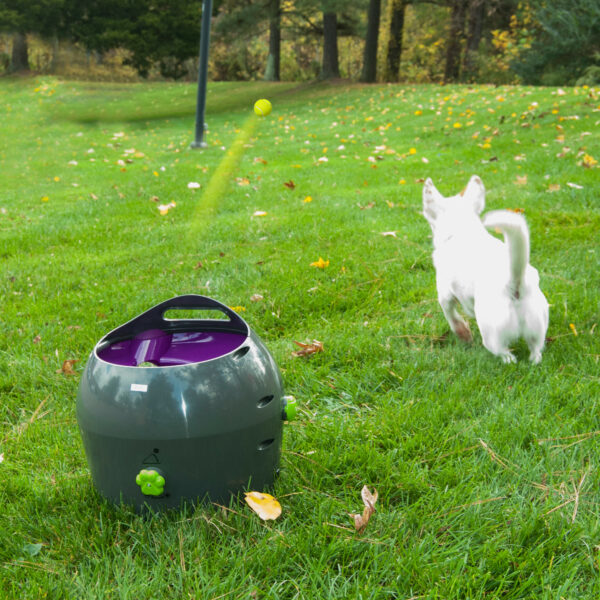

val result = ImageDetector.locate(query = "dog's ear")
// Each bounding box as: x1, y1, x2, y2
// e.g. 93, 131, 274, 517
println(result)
463, 175, 485, 215
423, 178, 442, 223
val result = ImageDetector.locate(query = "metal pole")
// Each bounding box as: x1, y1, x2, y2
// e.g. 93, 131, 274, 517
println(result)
190, 0, 213, 149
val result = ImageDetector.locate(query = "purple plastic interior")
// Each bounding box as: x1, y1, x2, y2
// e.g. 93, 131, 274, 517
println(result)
97, 329, 247, 367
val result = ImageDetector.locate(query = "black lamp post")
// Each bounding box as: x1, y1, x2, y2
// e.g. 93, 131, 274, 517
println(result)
190, 0, 213, 149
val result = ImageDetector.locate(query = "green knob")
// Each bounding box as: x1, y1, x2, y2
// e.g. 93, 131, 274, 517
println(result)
135, 469, 165, 496
282, 395, 297, 421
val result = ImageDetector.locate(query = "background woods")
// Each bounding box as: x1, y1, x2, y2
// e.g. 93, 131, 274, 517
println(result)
0, 0, 599, 86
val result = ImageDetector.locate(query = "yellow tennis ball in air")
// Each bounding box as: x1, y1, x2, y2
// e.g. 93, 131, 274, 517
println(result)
254, 98, 272, 117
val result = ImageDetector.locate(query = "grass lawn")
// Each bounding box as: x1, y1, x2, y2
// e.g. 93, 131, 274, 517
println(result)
1, 76, 599, 599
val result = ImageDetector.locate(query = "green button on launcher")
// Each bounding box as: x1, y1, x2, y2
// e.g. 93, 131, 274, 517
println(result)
135, 469, 165, 496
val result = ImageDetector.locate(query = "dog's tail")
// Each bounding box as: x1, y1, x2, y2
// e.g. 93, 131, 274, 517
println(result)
482, 210, 530, 298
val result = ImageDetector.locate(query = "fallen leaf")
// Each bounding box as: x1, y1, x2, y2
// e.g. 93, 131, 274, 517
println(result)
310, 257, 329, 269
292, 340, 324, 357
283, 180, 296, 189
358, 202, 375, 210
253, 210, 267, 217
514, 175, 528, 186
349, 485, 378, 533
581, 154, 598, 168
566, 182, 583, 189
237, 177, 250, 186
22, 543, 43, 557
244, 491, 282, 521
158, 202, 176, 215
380, 231, 397, 237
547, 184, 560, 192
57, 359, 78, 376
253, 157, 268, 165
33, 335, 42, 344
250, 294, 264, 302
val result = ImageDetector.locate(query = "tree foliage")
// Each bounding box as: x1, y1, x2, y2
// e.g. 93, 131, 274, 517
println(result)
1, 0, 597, 85
71, 0, 202, 79
511, 0, 600, 85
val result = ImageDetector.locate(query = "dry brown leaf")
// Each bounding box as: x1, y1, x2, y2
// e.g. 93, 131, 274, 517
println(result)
283, 180, 296, 190
350, 485, 378, 533
358, 201, 375, 210
57, 359, 78, 376
514, 175, 528, 186
250, 294, 264, 302
244, 491, 282, 521
292, 340, 323, 357
33, 335, 42, 344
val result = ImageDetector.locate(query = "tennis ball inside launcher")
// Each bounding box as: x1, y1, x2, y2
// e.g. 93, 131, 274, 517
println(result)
254, 99, 272, 116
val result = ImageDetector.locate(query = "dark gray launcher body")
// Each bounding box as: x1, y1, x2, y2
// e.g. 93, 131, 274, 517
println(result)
76, 295, 286, 511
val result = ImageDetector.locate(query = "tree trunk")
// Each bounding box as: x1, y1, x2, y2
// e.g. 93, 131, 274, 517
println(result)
11, 32, 29, 73
360, 0, 381, 83
443, 0, 467, 83
385, 0, 407, 82
462, 0, 486, 81
264, 0, 281, 81
321, 12, 340, 79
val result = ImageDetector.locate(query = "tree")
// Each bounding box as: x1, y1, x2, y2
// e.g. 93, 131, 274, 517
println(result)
265, 0, 281, 80
0, 0, 64, 71
443, 0, 466, 82
321, 11, 340, 79
10, 31, 27, 71
360, 0, 381, 82
385, 0, 407, 82
67, 0, 202, 79
512, 0, 600, 85
462, 0, 486, 81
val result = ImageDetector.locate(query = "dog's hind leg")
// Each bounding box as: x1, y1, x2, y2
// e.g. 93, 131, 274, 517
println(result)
480, 328, 517, 363
439, 295, 472, 342
525, 331, 545, 364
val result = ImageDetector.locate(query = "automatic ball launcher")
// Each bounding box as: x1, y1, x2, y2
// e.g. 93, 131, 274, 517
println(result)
76, 295, 295, 511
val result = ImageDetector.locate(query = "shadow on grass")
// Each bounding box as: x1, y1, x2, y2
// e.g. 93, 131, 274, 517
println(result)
44, 80, 352, 125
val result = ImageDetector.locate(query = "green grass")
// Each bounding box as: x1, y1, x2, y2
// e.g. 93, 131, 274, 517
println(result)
1, 75, 599, 599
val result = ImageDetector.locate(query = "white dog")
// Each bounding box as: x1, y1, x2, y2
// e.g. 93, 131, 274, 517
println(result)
422, 175, 549, 363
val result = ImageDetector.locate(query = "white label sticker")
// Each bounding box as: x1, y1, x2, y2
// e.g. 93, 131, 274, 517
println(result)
130, 383, 148, 392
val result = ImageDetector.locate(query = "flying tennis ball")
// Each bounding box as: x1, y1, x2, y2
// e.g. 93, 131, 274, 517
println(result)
254, 99, 272, 117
